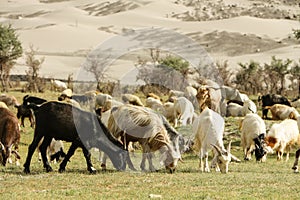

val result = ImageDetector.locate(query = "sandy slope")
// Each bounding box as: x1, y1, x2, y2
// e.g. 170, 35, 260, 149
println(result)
0, 0, 299, 82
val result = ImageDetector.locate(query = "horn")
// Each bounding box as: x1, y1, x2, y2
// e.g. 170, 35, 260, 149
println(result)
227, 140, 232, 154
211, 143, 222, 155
12, 150, 21, 159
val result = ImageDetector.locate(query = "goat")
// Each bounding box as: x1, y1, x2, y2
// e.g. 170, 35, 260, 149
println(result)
0, 94, 20, 107
265, 104, 299, 120
22, 95, 47, 106
162, 102, 175, 123
196, 80, 223, 115
145, 97, 163, 111
240, 113, 268, 161
258, 94, 291, 119
0, 108, 21, 166
173, 97, 194, 127
265, 119, 300, 161
192, 107, 236, 173
95, 93, 113, 108
121, 93, 144, 106
105, 104, 179, 173
292, 116, 300, 172
50, 79, 67, 92
37, 138, 66, 163
23, 101, 127, 174
226, 100, 257, 117
0, 102, 8, 109
15, 104, 35, 128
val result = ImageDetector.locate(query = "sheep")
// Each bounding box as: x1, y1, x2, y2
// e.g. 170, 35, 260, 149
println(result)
192, 107, 235, 173
105, 104, 180, 173
50, 79, 67, 92
0, 107, 21, 166
265, 119, 300, 161
121, 93, 144, 106
240, 113, 268, 161
226, 100, 257, 117
23, 101, 127, 173
173, 97, 194, 127
266, 104, 299, 120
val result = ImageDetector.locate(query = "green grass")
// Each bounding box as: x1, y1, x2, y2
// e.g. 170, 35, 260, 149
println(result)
1, 91, 300, 199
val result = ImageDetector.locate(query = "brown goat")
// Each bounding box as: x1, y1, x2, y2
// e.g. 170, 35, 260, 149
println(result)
0, 108, 21, 166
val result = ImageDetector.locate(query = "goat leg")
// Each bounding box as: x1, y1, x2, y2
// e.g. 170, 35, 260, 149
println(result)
292, 148, 300, 172
59, 142, 78, 173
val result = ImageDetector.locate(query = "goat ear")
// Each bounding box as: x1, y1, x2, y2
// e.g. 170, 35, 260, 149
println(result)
211, 144, 222, 155
227, 140, 232, 154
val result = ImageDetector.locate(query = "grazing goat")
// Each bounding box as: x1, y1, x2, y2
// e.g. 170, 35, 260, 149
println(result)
121, 93, 144, 106
192, 107, 236, 173
265, 119, 300, 161
0, 108, 21, 166
173, 97, 194, 127
145, 97, 163, 111
22, 95, 47, 106
258, 94, 291, 119
37, 138, 66, 163
162, 102, 175, 123
106, 104, 180, 173
95, 93, 113, 108
226, 100, 257, 117
58, 89, 81, 108
23, 101, 127, 173
265, 104, 299, 120
50, 79, 67, 92
240, 113, 268, 161
0, 94, 20, 107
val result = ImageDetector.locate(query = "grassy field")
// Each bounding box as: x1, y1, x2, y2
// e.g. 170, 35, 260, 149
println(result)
1, 91, 300, 200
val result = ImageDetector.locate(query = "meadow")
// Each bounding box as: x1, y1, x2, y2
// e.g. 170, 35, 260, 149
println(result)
1, 91, 300, 200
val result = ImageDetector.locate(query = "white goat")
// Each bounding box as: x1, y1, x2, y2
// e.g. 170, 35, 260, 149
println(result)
240, 113, 267, 161
265, 119, 300, 161
51, 79, 67, 92
266, 104, 299, 120
121, 93, 144, 106
173, 97, 194, 127
162, 102, 175, 123
226, 100, 257, 117
145, 97, 163, 111
192, 107, 233, 173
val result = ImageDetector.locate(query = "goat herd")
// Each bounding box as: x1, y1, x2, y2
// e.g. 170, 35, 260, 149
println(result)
0, 80, 300, 175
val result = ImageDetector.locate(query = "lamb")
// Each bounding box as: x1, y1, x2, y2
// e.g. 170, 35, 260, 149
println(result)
37, 138, 66, 163
173, 97, 194, 127
266, 104, 299, 120
240, 113, 268, 161
0, 107, 21, 166
265, 119, 300, 161
105, 104, 180, 173
15, 104, 35, 128
121, 93, 144, 106
192, 107, 235, 173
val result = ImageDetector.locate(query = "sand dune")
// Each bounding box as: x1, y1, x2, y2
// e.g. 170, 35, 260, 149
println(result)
0, 0, 299, 81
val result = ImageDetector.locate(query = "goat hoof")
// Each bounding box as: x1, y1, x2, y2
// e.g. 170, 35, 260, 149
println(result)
23, 168, 30, 174
46, 167, 53, 172
58, 168, 65, 173
88, 167, 97, 174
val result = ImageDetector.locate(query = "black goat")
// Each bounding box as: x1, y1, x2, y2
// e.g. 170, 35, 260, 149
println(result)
258, 94, 291, 119
23, 101, 127, 174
